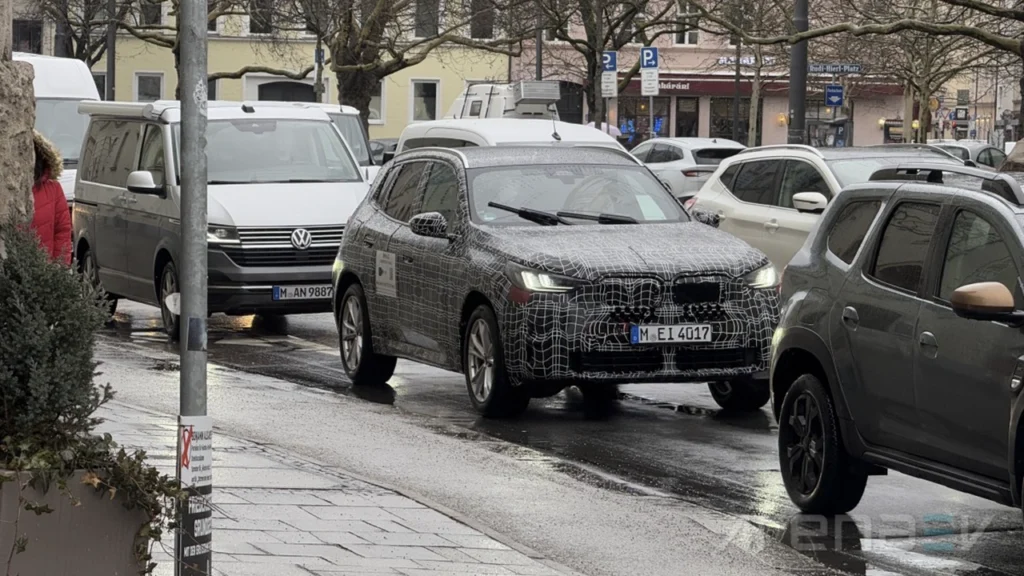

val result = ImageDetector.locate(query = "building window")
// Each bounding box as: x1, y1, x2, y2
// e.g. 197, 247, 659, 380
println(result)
710, 97, 762, 146
207, 79, 218, 101
135, 73, 163, 102
208, 1, 219, 32
415, 0, 440, 37
12, 20, 43, 54
140, 0, 162, 25
469, 0, 495, 39
93, 73, 107, 99
369, 80, 384, 124
676, 97, 699, 137
618, 96, 670, 147
249, 0, 273, 34
675, 3, 699, 45
412, 80, 439, 122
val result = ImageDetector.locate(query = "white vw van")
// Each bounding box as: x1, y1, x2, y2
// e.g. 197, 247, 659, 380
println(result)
15, 52, 101, 201
72, 100, 369, 338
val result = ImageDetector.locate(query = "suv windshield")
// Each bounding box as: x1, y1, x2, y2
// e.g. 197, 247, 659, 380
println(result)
173, 119, 361, 184
827, 156, 961, 188
36, 99, 90, 166
328, 113, 371, 166
468, 165, 689, 225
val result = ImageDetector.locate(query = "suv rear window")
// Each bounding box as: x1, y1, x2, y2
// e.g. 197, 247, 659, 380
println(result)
693, 148, 742, 165
871, 202, 941, 292
827, 201, 880, 264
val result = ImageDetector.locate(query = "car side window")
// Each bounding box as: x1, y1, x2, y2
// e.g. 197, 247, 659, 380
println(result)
977, 149, 993, 167
718, 163, 740, 191
383, 162, 427, 222
731, 160, 780, 205
870, 202, 941, 293
658, 144, 684, 163
826, 201, 880, 265
938, 210, 1020, 304
989, 148, 1007, 168
778, 160, 830, 208
420, 162, 460, 224
647, 144, 668, 163
631, 143, 653, 163
138, 125, 166, 186
80, 119, 141, 187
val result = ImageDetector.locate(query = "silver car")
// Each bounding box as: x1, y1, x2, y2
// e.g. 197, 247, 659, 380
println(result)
629, 137, 746, 200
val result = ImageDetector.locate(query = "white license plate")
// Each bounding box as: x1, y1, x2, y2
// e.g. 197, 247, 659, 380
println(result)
630, 324, 712, 344
272, 285, 333, 301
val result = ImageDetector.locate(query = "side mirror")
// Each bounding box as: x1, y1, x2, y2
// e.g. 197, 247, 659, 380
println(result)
409, 212, 449, 239
691, 209, 720, 228
950, 282, 1024, 324
126, 170, 165, 197
382, 150, 396, 163
792, 191, 828, 213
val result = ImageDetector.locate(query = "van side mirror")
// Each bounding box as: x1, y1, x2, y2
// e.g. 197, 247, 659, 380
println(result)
950, 282, 1024, 324
792, 192, 828, 213
126, 170, 165, 197
409, 212, 449, 239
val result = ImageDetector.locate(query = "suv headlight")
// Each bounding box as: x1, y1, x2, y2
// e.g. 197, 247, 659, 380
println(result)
506, 262, 587, 293
744, 264, 779, 289
207, 226, 240, 244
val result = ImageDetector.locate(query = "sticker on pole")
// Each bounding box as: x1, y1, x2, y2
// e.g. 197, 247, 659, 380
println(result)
177, 415, 212, 576
178, 416, 212, 487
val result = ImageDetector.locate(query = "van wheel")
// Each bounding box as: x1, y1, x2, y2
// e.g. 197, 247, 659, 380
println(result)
709, 377, 770, 412
158, 260, 181, 341
464, 305, 529, 418
778, 374, 868, 514
80, 247, 117, 317
338, 283, 396, 386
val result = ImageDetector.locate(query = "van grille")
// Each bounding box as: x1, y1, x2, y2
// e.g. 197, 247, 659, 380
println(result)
222, 226, 344, 267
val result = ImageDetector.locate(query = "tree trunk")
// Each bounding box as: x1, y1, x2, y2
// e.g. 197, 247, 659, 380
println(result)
0, 60, 36, 236
335, 67, 378, 134
1018, 52, 1024, 144
917, 89, 932, 143
748, 52, 762, 146
903, 83, 915, 143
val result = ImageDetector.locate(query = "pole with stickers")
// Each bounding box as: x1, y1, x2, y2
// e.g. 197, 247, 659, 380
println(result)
640, 47, 659, 141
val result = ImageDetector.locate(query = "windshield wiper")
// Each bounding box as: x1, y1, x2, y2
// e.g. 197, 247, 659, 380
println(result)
63, 158, 79, 167
207, 180, 250, 185
556, 210, 638, 224
488, 202, 570, 226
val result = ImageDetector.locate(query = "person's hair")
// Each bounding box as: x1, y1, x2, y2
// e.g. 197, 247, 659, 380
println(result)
34, 143, 45, 182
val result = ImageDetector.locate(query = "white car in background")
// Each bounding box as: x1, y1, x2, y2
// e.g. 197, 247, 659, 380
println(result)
629, 137, 745, 200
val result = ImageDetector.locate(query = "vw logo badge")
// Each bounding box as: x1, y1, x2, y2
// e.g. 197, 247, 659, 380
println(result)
290, 228, 312, 250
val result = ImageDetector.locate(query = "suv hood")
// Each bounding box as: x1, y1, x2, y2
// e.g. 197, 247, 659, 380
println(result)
207, 181, 369, 227
486, 222, 768, 280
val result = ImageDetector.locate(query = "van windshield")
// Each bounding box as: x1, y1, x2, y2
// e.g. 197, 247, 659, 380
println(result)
173, 119, 362, 184
36, 99, 90, 167
328, 113, 371, 166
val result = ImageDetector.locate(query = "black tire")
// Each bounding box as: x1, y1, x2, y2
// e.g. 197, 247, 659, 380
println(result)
80, 246, 117, 317
337, 283, 396, 386
581, 384, 618, 420
778, 374, 868, 515
158, 260, 181, 341
708, 376, 771, 412
463, 305, 529, 418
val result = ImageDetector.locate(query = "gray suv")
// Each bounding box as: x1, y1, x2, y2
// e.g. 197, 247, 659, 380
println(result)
771, 162, 1024, 516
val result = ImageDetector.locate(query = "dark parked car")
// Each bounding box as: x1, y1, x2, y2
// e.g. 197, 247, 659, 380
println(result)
331, 146, 782, 417
370, 138, 398, 165
771, 162, 1024, 516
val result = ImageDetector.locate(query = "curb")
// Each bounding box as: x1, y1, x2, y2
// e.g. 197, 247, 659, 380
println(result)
108, 399, 586, 576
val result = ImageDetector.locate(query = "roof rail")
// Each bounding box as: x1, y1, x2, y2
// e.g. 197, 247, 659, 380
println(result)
868, 163, 1024, 206
568, 144, 644, 165
865, 143, 963, 160
736, 144, 825, 158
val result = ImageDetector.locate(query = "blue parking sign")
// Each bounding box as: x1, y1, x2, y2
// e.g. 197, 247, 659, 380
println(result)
640, 47, 658, 69
602, 51, 617, 72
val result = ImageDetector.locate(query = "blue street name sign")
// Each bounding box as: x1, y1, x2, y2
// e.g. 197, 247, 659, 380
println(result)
602, 51, 617, 72
825, 84, 844, 107
640, 47, 659, 69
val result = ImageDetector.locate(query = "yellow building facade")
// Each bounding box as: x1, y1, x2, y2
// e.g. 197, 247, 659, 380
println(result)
89, 16, 510, 139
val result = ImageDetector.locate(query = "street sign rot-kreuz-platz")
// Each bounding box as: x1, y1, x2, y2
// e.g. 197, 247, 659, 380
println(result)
825, 84, 844, 107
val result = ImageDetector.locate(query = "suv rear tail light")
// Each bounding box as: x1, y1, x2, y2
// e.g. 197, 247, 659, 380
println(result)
683, 197, 698, 210
683, 170, 701, 177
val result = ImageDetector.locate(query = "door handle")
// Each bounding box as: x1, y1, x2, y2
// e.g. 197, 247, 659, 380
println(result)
919, 331, 938, 348
362, 238, 375, 248
124, 195, 138, 205
402, 255, 414, 264
764, 220, 779, 231
842, 306, 859, 329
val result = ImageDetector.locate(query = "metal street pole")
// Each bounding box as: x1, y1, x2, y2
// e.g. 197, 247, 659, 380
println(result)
788, 0, 808, 144
105, 0, 115, 100
733, 38, 741, 142
176, 0, 211, 574
313, 36, 325, 103
535, 13, 544, 80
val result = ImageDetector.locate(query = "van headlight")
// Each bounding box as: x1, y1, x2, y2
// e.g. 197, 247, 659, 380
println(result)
506, 262, 588, 293
744, 264, 779, 289
207, 226, 239, 244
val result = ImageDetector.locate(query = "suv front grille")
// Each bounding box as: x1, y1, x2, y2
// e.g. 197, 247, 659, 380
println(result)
671, 280, 722, 305
222, 226, 344, 267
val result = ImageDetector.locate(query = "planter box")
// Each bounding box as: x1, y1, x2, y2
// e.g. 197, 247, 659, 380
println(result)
0, 471, 148, 576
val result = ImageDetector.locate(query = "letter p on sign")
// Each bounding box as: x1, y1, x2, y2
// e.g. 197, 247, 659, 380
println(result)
641, 47, 658, 69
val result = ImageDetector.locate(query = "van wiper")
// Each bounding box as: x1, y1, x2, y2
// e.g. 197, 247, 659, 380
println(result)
488, 202, 569, 226
556, 210, 638, 224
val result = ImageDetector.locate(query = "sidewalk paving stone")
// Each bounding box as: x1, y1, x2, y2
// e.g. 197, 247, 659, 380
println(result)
96, 402, 566, 576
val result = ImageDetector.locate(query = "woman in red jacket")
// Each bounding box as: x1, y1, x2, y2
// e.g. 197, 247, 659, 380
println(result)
31, 131, 72, 266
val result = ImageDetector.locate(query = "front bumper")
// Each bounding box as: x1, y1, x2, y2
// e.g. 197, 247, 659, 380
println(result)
501, 274, 779, 385
207, 249, 333, 315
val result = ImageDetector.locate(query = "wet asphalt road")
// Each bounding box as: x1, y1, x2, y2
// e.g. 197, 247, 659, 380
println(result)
106, 302, 1024, 576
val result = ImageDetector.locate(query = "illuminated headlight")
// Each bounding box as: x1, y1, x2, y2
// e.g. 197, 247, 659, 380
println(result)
744, 264, 780, 289
207, 226, 239, 244
506, 262, 587, 293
